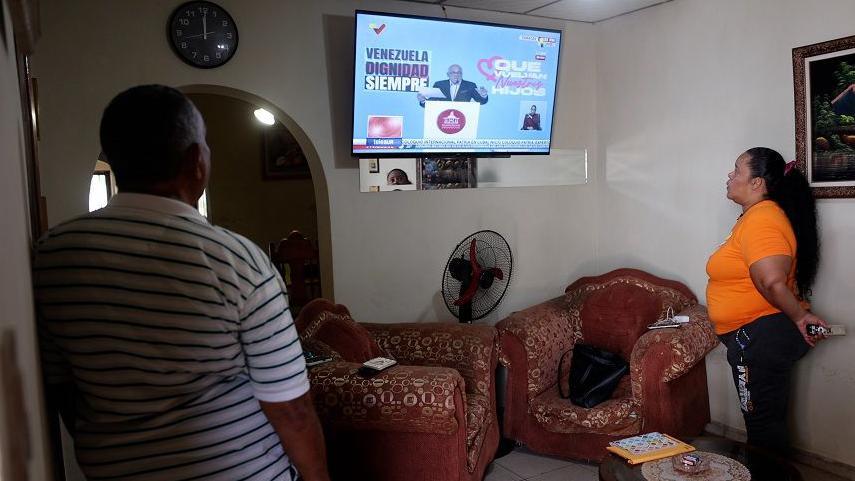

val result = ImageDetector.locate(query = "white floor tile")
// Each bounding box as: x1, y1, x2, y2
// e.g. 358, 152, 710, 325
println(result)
484, 463, 524, 481
527, 464, 598, 481
495, 447, 575, 479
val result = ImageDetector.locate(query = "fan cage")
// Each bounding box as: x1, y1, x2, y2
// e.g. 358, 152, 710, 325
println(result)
441, 230, 513, 320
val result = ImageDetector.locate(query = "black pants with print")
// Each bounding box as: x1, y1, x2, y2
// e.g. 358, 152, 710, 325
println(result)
718, 313, 810, 455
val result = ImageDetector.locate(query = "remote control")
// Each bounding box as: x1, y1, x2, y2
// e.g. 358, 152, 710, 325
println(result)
358, 357, 397, 377
807, 324, 846, 337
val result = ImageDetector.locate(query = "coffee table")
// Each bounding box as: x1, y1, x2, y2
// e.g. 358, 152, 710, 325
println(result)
599, 436, 803, 481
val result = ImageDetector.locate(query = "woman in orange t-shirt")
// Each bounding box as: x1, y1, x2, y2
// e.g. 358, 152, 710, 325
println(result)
706, 147, 828, 455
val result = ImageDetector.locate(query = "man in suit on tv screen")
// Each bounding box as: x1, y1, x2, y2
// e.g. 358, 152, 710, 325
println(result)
418, 64, 489, 107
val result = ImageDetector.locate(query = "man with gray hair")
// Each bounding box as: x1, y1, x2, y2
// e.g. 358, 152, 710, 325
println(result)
34, 85, 330, 481
417, 64, 489, 106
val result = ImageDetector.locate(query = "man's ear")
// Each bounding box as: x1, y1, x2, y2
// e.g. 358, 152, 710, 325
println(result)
184, 143, 205, 180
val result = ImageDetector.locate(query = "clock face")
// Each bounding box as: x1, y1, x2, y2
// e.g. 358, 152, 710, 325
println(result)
168, 1, 238, 68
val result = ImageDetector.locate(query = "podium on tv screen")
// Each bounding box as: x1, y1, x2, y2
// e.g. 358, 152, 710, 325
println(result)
423, 101, 481, 139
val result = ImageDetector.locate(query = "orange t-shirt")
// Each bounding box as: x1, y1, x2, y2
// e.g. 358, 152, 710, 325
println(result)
706, 200, 802, 335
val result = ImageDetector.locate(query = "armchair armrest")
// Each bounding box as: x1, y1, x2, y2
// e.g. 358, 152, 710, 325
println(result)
495, 295, 581, 397
629, 303, 718, 401
308, 360, 465, 435
364, 323, 497, 399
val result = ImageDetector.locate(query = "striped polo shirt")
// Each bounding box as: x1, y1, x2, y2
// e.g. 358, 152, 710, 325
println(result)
33, 193, 309, 481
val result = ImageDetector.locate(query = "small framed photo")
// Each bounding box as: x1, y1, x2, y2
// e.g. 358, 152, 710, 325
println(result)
368, 158, 380, 173
419, 158, 477, 189
262, 123, 310, 180
794, 35, 855, 198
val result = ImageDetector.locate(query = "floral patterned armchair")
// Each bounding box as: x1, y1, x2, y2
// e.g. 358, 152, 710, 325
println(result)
496, 268, 719, 462
294, 299, 499, 481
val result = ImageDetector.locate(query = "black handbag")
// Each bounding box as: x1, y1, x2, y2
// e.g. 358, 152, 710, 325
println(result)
558, 343, 629, 408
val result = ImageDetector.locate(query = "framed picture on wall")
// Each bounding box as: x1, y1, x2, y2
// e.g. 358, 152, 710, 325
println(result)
794, 34, 855, 198
262, 123, 310, 180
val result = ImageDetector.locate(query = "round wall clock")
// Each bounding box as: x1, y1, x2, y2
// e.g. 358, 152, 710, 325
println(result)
168, 1, 238, 68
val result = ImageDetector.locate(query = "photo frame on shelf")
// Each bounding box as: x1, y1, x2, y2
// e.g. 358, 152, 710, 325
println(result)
794, 34, 855, 198
262, 123, 310, 180
418, 158, 477, 190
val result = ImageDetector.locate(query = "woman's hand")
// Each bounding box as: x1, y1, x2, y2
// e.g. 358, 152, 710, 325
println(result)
794, 312, 829, 347
750, 255, 828, 347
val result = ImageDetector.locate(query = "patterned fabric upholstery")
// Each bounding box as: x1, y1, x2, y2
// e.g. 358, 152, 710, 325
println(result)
366, 322, 497, 471
465, 394, 491, 470
496, 295, 582, 398
366, 323, 495, 400
308, 361, 463, 434
630, 303, 719, 402
295, 299, 499, 480
497, 269, 718, 462
298, 304, 384, 362
530, 390, 640, 435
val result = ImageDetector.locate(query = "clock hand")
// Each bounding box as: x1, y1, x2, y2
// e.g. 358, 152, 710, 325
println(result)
185, 31, 217, 39
203, 14, 207, 40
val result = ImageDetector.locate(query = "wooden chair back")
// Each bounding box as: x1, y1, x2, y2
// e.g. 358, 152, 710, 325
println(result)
269, 230, 321, 315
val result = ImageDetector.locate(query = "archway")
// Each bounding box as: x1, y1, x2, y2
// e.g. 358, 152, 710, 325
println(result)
179, 84, 334, 301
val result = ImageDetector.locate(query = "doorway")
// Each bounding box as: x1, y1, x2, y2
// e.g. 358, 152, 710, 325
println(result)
181, 85, 333, 301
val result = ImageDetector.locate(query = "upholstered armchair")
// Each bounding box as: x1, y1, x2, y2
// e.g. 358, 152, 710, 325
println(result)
496, 268, 719, 462
294, 299, 499, 481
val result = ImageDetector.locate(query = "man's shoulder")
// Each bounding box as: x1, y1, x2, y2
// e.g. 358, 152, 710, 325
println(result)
37, 210, 108, 246
211, 226, 262, 253
39, 208, 268, 266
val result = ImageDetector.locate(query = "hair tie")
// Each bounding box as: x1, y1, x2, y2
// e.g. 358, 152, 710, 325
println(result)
784, 160, 797, 175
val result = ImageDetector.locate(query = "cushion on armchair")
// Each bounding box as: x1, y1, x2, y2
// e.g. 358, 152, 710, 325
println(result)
579, 283, 662, 360
296, 300, 385, 363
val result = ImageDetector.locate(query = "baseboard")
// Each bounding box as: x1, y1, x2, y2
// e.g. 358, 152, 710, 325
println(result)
705, 422, 855, 480
703, 422, 746, 443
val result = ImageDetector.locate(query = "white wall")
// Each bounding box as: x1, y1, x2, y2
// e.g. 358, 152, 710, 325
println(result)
0, 2, 52, 479
596, 0, 855, 465
31, 0, 600, 324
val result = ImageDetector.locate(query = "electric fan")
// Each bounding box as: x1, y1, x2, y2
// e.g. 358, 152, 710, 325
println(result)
441, 230, 513, 323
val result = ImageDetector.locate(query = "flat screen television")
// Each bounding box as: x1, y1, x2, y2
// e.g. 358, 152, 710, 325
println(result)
352, 10, 562, 157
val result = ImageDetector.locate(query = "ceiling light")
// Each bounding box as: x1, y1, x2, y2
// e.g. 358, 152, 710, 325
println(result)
253, 108, 275, 125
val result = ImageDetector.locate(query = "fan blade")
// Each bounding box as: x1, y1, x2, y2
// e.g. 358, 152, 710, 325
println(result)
489, 268, 504, 280
469, 239, 482, 274
454, 240, 482, 306
453, 278, 479, 306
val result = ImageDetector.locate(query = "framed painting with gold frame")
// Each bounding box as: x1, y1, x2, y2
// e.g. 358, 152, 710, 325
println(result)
794, 34, 855, 198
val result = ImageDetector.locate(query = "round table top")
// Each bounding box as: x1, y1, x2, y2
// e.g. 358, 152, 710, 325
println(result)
598, 436, 803, 481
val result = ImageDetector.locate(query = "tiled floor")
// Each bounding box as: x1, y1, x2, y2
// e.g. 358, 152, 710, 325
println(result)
485, 445, 851, 481
485, 447, 597, 481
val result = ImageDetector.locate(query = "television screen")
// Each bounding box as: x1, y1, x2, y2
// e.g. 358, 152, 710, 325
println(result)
352, 11, 562, 157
